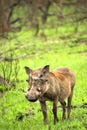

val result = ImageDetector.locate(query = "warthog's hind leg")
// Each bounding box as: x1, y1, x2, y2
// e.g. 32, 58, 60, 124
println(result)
67, 87, 74, 119
60, 101, 66, 120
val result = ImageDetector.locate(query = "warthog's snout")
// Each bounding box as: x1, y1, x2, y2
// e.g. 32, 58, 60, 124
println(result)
25, 89, 41, 102
25, 93, 38, 102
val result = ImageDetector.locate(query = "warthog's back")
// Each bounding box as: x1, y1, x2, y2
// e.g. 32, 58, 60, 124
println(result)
53, 67, 76, 88
49, 67, 76, 102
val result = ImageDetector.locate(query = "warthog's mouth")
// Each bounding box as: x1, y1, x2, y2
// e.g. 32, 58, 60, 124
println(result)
28, 99, 38, 102
25, 93, 40, 102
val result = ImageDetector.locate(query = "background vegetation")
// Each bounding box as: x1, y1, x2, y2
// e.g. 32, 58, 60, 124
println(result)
0, 0, 87, 130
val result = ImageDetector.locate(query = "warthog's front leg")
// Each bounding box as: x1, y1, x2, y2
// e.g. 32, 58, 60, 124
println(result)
40, 101, 48, 124
52, 100, 59, 124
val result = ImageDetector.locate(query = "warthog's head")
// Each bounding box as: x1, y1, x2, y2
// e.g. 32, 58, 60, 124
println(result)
25, 65, 50, 102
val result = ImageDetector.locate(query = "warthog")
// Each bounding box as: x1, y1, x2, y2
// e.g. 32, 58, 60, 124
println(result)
25, 65, 76, 124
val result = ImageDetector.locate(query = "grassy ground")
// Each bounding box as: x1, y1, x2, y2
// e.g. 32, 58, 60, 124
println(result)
0, 27, 87, 130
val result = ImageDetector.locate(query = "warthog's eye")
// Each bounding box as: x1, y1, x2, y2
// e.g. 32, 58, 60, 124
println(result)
40, 74, 43, 78
37, 87, 41, 92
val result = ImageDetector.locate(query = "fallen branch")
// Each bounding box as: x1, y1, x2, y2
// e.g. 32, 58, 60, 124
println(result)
0, 43, 26, 56
9, 18, 21, 24
59, 31, 87, 40
0, 54, 29, 62
75, 16, 87, 22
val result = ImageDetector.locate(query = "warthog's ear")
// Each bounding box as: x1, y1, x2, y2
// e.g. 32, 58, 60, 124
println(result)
24, 66, 32, 74
42, 65, 50, 74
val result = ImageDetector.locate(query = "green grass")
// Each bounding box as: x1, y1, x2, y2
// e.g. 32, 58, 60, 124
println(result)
0, 27, 87, 130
